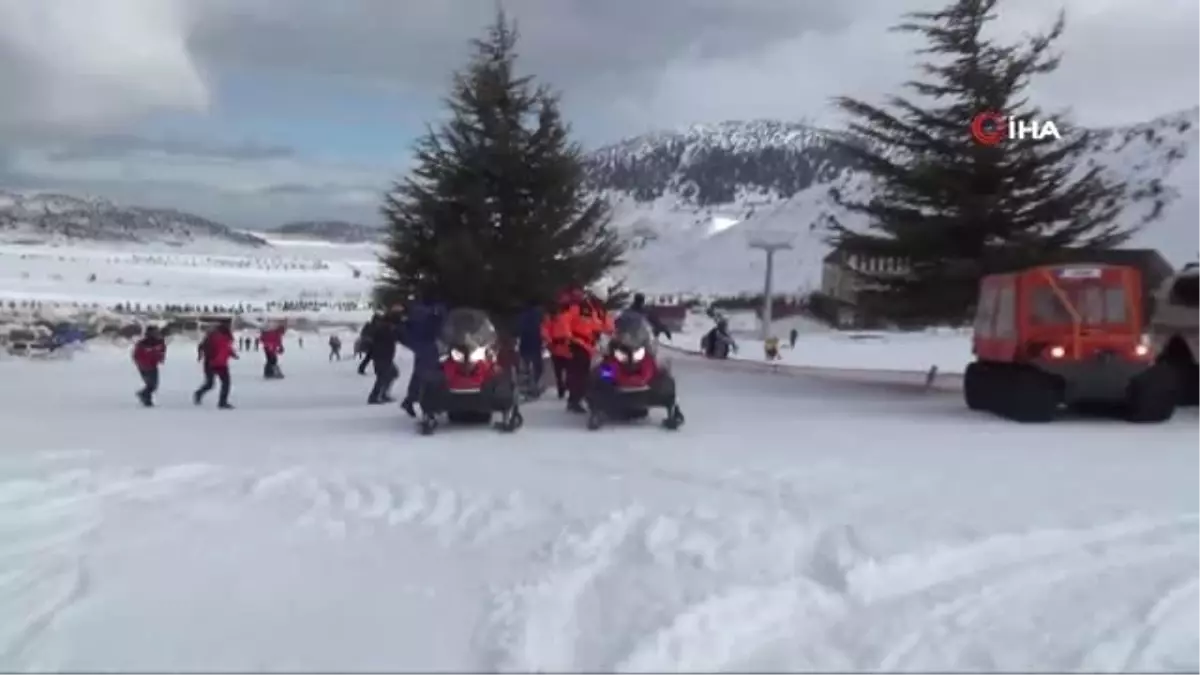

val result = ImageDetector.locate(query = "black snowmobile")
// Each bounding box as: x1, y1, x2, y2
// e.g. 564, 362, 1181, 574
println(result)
585, 311, 685, 430
416, 308, 523, 435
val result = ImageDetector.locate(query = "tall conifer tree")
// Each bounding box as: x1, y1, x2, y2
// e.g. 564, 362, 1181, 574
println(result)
826, 0, 1131, 322
375, 12, 624, 319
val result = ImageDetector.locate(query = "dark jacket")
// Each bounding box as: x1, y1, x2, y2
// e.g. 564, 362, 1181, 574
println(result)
368, 317, 400, 362
517, 306, 544, 358
630, 296, 671, 339
399, 303, 443, 368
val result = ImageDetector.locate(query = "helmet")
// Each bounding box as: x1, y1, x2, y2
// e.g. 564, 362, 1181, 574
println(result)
440, 308, 497, 358
611, 311, 653, 350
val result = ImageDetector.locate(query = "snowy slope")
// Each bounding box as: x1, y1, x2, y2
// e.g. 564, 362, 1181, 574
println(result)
594, 108, 1200, 296
0, 341, 1195, 671
0, 191, 269, 251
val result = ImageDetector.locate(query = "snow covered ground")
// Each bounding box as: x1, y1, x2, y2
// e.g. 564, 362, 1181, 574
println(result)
0, 241, 380, 309
680, 327, 974, 374
1, 339, 1195, 672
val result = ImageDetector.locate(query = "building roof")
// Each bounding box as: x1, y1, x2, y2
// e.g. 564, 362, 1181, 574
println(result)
823, 243, 1173, 284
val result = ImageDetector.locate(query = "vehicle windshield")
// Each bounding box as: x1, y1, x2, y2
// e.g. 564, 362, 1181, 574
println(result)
612, 311, 653, 349
1030, 283, 1130, 326
439, 308, 496, 350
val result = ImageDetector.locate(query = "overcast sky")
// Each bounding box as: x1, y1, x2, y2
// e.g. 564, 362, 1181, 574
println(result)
0, 0, 1196, 228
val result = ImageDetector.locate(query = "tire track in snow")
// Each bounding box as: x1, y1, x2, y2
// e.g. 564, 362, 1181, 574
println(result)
854, 514, 1199, 671
0, 464, 221, 669
1117, 576, 1200, 672
257, 469, 542, 545
481, 505, 648, 673
479, 507, 870, 672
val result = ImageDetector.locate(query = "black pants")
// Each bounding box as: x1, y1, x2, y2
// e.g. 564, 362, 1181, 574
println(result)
329, 347, 341, 361
138, 367, 159, 403
358, 352, 372, 375
196, 366, 231, 406
520, 352, 544, 387
369, 360, 398, 403
551, 354, 570, 397
404, 365, 427, 405
565, 344, 591, 405
264, 352, 281, 378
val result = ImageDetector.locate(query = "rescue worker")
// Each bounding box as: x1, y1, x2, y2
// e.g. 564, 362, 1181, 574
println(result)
367, 310, 401, 405
131, 325, 166, 407
194, 320, 237, 409
261, 325, 285, 379
357, 315, 379, 375
543, 292, 574, 399
398, 300, 444, 418
328, 334, 342, 361
564, 288, 605, 413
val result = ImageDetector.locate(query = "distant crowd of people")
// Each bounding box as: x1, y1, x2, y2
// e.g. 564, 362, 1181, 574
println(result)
128, 291, 675, 415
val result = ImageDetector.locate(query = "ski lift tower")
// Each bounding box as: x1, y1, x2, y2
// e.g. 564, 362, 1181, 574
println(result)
747, 229, 796, 341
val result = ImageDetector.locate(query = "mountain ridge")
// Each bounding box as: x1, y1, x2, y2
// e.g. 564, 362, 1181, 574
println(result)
1, 106, 1195, 296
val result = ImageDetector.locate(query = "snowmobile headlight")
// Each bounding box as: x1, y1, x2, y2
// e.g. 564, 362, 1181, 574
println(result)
468, 346, 487, 363
630, 347, 646, 362
614, 350, 628, 363
450, 349, 467, 362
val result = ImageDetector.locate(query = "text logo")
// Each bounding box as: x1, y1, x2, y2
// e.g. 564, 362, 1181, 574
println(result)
970, 111, 1062, 146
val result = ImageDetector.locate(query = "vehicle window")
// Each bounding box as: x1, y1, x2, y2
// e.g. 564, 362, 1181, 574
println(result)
974, 286, 998, 337
1169, 276, 1199, 308
995, 286, 1015, 337
1032, 285, 1128, 325
1030, 287, 1071, 325
1078, 286, 1105, 325
1104, 288, 1128, 323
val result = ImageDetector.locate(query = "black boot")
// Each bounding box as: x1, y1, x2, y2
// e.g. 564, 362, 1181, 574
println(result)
400, 399, 417, 418
566, 400, 587, 414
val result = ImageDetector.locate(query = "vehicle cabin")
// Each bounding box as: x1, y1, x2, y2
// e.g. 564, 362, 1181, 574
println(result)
965, 263, 1176, 424
973, 263, 1147, 364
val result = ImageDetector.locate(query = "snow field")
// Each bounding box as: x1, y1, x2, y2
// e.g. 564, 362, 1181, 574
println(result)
0, 338, 1196, 671
0, 242, 380, 309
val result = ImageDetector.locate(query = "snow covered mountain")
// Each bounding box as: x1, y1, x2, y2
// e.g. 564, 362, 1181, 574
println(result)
266, 220, 384, 244
588, 108, 1200, 296
0, 191, 269, 249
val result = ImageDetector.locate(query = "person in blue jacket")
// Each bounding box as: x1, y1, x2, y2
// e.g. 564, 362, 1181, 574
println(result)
398, 300, 445, 418
516, 303, 545, 393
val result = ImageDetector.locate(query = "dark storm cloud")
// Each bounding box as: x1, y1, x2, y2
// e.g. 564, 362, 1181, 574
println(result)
190, 1, 852, 96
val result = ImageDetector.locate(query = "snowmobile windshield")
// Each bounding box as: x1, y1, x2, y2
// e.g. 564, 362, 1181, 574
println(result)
440, 308, 496, 350
612, 311, 653, 349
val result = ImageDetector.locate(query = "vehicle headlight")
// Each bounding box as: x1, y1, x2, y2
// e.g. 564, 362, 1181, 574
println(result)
631, 347, 646, 362
468, 346, 487, 363
1047, 345, 1066, 359
614, 350, 628, 362
450, 349, 466, 362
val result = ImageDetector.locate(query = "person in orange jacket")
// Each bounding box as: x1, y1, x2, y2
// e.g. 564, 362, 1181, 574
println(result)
542, 296, 574, 399
563, 288, 607, 413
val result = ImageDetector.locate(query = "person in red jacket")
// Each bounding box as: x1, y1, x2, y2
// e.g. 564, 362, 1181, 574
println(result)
260, 325, 285, 379
131, 325, 166, 407
194, 320, 237, 409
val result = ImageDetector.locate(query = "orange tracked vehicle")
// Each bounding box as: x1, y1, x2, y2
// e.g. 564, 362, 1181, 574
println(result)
965, 263, 1177, 423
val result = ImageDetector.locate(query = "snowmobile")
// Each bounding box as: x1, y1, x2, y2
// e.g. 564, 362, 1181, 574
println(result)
585, 310, 685, 431
416, 308, 523, 435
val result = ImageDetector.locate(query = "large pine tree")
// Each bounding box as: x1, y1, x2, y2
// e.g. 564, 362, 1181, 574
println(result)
374, 12, 624, 321
826, 0, 1132, 323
